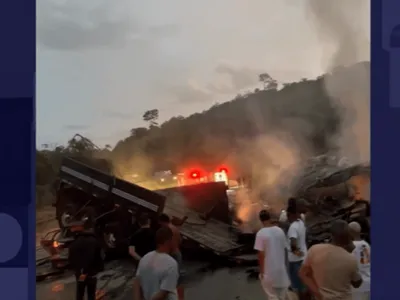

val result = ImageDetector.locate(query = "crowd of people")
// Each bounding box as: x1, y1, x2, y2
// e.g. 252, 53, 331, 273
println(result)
131, 213, 184, 300
68, 212, 185, 300
67, 199, 370, 300
254, 200, 370, 300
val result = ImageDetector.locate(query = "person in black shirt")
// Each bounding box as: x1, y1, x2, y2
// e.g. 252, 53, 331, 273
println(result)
129, 213, 156, 262
68, 220, 104, 300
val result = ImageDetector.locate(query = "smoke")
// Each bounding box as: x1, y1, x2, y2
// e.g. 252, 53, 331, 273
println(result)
234, 1, 370, 225
229, 76, 341, 225
234, 134, 303, 227
105, 0, 370, 226
306, 0, 370, 164
112, 151, 156, 188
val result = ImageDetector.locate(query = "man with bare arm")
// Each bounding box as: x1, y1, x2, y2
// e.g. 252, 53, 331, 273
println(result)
286, 205, 308, 300
133, 226, 178, 300
349, 221, 370, 300
299, 220, 362, 300
254, 209, 290, 300
158, 214, 185, 300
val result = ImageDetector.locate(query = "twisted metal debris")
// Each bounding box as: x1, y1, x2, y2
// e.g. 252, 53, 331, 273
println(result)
290, 154, 370, 245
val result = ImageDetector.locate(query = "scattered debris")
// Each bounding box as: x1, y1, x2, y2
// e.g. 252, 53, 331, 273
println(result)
290, 155, 370, 245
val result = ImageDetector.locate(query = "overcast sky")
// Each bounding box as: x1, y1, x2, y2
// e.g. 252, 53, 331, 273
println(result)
36, 0, 370, 148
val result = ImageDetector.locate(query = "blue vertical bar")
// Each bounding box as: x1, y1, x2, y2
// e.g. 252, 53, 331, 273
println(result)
0, 0, 36, 299
372, 0, 400, 298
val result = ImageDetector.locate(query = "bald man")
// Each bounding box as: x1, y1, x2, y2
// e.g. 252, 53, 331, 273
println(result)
299, 220, 362, 300
349, 221, 370, 300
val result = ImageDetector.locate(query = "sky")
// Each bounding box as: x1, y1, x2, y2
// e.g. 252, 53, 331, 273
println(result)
36, 0, 370, 148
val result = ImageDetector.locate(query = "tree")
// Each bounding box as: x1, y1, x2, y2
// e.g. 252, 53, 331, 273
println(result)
36, 150, 54, 185
258, 73, 278, 90
130, 127, 149, 139
282, 83, 291, 88
67, 137, 87, 154
266, 79, 278, 90
35, 62, 368, 195
142, 109, 159, 127
258, 73, 271, 88
54, 146, 65, 153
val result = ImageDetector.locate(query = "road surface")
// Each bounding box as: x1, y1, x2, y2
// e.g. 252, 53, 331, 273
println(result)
36, 213, 297, 300
36, 257, 298, 300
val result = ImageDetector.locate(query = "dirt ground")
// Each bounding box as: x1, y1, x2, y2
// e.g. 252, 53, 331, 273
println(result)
36, 206, 55, 225
36, 207, 58, 247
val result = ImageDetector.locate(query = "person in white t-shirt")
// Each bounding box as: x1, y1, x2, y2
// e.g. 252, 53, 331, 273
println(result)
349, 221, 370, 300
286, 205, 308, 300
254, 209, 290, 300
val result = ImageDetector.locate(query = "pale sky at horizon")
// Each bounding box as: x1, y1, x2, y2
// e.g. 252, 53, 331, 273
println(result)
36, 0, 370, 149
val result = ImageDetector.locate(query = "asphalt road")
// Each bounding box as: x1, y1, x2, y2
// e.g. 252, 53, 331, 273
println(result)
36, 258, 295, 300
35, 219, 297, 300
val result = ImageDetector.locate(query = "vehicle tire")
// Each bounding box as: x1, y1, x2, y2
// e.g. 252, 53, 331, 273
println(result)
100, 222, 128, 258
101, 224, 119, 250
56, 202, 79, 229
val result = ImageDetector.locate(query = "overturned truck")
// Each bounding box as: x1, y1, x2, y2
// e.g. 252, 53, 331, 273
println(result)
290, 156, 371, 246
54, 157, 245, 257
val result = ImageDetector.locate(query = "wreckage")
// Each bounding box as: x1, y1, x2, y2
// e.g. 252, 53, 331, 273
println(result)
42, 153, 370, 271
50, 157, 244, 264
290, 155, 371, 245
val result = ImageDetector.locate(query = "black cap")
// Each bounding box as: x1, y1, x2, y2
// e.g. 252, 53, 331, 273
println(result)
259, 209, 271, 221
288, 197, 297, 207
286, 205, 297, 215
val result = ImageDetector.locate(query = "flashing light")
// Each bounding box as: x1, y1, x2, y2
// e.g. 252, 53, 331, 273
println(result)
190, 171, 199, 179
219, 167, 228, 173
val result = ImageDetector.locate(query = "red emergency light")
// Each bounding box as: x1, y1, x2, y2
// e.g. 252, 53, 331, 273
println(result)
219, 167, 228, 174
190, 171, 200, 178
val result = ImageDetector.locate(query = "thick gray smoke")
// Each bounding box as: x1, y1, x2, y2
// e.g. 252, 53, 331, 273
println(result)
306, 0, 370, 164
234, 1, 370, 224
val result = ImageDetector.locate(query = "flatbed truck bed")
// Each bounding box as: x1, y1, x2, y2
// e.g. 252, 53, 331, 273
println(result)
56, 157, 245, 256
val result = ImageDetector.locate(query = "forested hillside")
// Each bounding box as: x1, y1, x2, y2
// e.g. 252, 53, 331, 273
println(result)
36, 61, 369, 206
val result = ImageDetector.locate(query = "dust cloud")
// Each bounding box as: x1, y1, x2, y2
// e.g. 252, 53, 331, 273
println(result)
112, 153, 159, 189
233, 134, 303, 229
234, 0, 370, 224
306, 0, 370, 164
108, 1, 371, 226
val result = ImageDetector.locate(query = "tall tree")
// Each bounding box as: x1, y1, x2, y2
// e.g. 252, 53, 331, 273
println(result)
142, 109, 159, 127
258, 73, 271, 89
258, 73, 278, 90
